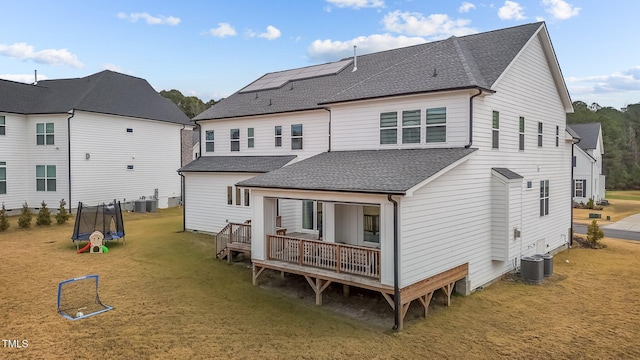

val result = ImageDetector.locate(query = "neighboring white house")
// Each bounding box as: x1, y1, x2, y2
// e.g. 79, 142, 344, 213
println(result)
0, 70, 192, 212
182, 22, 574, 329
568, 123, 605, 203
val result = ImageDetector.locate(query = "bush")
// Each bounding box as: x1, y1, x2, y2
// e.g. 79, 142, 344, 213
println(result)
586, 198, 595, 210
56, 199, 70, 225
18, 202, 32, 229
586, 219, 605, 248
36, 201, 52, 226
0, 203, 9, 232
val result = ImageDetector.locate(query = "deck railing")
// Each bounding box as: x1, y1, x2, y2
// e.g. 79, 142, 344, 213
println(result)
216, 222, 251, 256
266, 234, 381, 279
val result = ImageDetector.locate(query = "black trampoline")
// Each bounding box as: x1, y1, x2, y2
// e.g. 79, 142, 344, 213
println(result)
71, 201, 125, 249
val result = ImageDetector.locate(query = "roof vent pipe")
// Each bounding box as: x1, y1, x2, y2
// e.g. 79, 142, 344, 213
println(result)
352, 45, 358, 72
34, 70, 38, 85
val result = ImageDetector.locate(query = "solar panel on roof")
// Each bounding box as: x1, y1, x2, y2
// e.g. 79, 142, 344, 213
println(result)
240, 59, 352, 93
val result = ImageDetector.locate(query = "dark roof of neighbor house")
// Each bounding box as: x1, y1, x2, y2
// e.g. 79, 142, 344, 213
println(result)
567, 123, 601, 151
195, 22, 547, 121
0, 71, 191, 125
492, 168, 524, 180
179, 155, 297, 173
236, 148, 477, 194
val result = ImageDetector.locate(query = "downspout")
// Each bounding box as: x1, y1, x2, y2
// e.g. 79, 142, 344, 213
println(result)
387, 194, 400, 330
67, 109, 75, 214
465, 89, 484, 148
323, 107, 332, 152
570, 136, 581, 246
178, 171, 186, 232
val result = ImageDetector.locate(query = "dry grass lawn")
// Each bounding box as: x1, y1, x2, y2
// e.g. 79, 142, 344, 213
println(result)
2, 207, 640, 359
573, 192, 640, 225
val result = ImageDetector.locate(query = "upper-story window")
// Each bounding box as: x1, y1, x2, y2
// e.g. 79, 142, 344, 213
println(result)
291, 124, 303, 150
555, 125, 559, 147
248, 128, 255, 148
519, 116, 525, 151
425, 107, 446, 143
205, 130, 214, 152
402, 110, 421, 144
492, 111, 499, 149
0, 115, 5, 135
538, 122, 543, 147
36, 123, 54, 145
275, 126, 282, 147
0, 161, 6, 194
540, 180, 549, 216
230, 129, 240, 151
380, 112, 398, 144
36, 165, 56, 192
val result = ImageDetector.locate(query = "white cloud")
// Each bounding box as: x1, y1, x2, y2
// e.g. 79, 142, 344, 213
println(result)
567, 66, 640, 94
208, 23, 237, 37
498, 1, 526, 20
382, 11, 476, 38
308, 33, 426, 62
542, 0, 580, 20
459, 2, 476, 13
0, 73, 49, 83
117, 12, 180, 25
325, 0, 384, 9
103, 63, 123, 72
0, 42, 83, 68
258, 25, 282, 40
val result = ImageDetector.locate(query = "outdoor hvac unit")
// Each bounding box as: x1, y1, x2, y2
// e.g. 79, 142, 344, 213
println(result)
134, 200, 146, 213
146, 199, 157, 213
521, 256, 544, 284
534, 254, 554, 277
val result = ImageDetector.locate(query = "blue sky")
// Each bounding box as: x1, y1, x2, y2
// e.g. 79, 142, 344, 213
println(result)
1, 1, 638, 110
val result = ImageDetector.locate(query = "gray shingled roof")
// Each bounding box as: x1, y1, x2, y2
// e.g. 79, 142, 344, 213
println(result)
0, 71, 191, 125
567, 123, 601, 151
179, 155, 296, 173
492, 168, 523, 180
194, 22, 543, 120
237, 148, 477, 194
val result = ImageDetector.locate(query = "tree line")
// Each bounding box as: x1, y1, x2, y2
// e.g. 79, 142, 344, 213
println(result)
159, 89, 219, 119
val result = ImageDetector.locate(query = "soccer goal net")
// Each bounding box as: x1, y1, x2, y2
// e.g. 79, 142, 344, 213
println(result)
57, 275, 112, 320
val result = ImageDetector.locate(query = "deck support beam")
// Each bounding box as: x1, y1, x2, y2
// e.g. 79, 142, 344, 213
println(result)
304, 276, 332, 305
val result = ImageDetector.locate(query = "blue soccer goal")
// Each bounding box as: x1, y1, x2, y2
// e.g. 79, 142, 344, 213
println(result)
57, 275, 113, 320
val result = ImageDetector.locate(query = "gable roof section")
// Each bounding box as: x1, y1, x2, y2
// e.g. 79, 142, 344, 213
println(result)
0, 71, 191, 125
236, 148, 477, 195
568, 123, 601, 151
179, 155, 296, 173
195, 22, 558, 121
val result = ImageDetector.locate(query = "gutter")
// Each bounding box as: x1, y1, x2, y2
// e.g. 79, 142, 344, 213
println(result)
387, 194, 400, 330
465, 89, 484, 148
67, 109, 75, 214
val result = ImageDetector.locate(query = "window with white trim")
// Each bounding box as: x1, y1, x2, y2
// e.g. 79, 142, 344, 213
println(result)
36, 123, 54, 145
492, 111, 499, 149
205, 130, 214, 152
227, 186, 233, 205
291, 124, 303, 150
519, 116, 525, 151
248, 128, 255, 148
275, 126, 282, 147
36, 165, 56, 192
0, 115, 5, 135
425, 107, 446, 143
230, 129, 240, 152
0, 161, 6, 194
380, 112, 398, 144
574, 179, 586, 198
235, 186, 241, 206
540, 180, 549, 216
538, 122, 543, 147
402, 110, 421, 144
243, 188, 250, 207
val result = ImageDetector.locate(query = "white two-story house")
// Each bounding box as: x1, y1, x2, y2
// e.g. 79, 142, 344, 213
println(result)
0, 70, 192, 212
181, 22, 574, 329
568, 123, 605, 203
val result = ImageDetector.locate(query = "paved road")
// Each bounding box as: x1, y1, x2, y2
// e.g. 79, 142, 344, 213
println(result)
573, 223, 640, 241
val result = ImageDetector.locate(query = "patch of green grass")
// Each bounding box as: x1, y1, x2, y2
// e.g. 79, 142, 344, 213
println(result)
606, 190, 640, 201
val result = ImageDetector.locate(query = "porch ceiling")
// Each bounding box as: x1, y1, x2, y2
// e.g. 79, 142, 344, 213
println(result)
237, 148, 477, 194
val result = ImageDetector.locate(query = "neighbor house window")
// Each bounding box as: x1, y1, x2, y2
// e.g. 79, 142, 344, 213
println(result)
540, 180, 549, 216
230, 129, 240, 151
519, 116, 525, 151
227, 186, 233, 205
380, 112, 398, 144
0, 115, 5, 135
425, 107, 446, 143
556, 125, 559, 147
248, 128, 255, 148
574, 179, 586, 198
0, 161, 6, 194
205, 130, 214, 152
36, 123, 54, 145
402, 110, 421, 144
538, 122, 543, 147
36, 165, 56, 192
243, 189, 250, 207
291, 124, 303, 150
275, 126, 282, 147
492, 111, 499, 149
